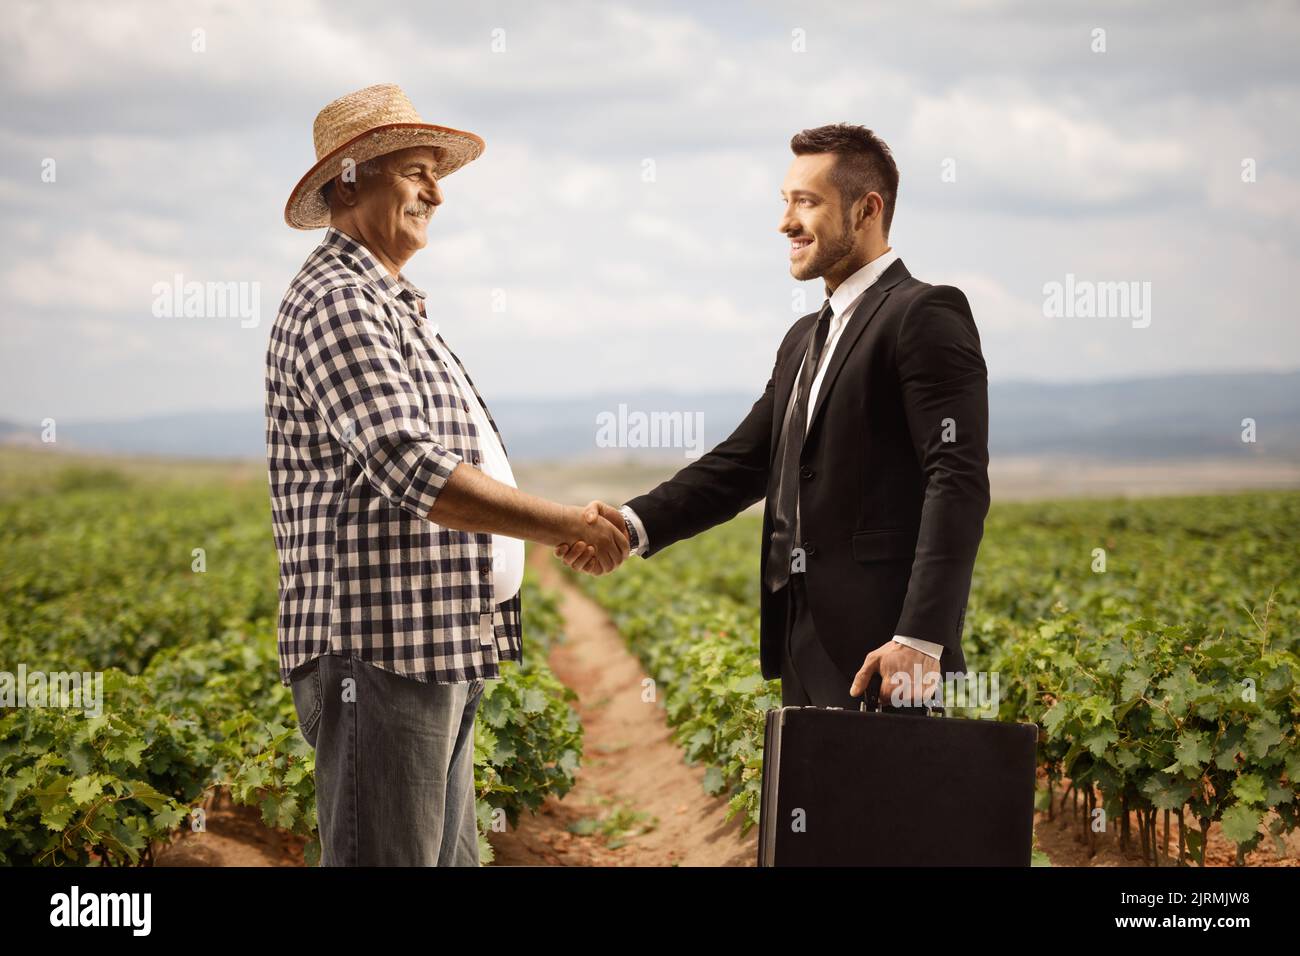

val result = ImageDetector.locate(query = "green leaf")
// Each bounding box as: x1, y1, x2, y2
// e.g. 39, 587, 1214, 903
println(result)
1041, 701, 1068, 737
1141, 774, 1193, 811
68, 775, 103, 805
1219, 805, 1262, 845
1083, 725, 1118, 758
1173, 731, 1212, 773
1118, 668, 1151, 701
273, 794, 299, 829
124, 780, 170, 812
557, 749, 580, 776
40, 800, 76, 831
30, 777, 71, 812
1230, 773, 1267, 807
151, 804, 187, 831
1244, 716, 1284, 759
702, 766, 725, 796
729, 674, 763, 695
1214, 725, 1247, 771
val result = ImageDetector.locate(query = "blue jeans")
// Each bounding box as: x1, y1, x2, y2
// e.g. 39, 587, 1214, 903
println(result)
289, 653, 485, 866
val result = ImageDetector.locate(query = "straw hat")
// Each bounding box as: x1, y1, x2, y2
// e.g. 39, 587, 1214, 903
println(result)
284, 83, 485, 229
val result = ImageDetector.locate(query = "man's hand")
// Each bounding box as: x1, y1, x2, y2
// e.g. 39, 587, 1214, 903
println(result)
555, 501, 628, 575
849, 641, 941, 709
555, 500, 628, 575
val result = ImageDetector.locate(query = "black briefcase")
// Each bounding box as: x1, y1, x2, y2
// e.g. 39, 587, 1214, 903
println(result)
757, 687, 1038, 866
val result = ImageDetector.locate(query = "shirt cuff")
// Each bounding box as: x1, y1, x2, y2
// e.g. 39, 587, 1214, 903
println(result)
395, 444, 463, 520
892, 635, 944, 660
620, 505, 650, 557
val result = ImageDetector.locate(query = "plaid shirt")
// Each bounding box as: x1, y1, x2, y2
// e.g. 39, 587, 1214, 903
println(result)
265, 226, 522, 687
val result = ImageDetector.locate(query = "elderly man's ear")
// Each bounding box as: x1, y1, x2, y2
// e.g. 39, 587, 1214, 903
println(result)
324, 176, 360, 210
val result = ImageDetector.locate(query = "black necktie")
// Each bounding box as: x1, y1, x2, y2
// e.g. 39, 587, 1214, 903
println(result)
764, 300, 833, 592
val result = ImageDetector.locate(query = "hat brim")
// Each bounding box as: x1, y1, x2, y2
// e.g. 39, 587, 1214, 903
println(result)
284, 122, 485, 230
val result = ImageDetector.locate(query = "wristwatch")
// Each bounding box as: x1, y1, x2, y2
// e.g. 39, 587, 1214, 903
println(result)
619, 506, 640, 556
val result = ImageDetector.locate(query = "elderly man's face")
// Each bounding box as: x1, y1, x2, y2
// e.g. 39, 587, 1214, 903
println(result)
345, 145, 444, 267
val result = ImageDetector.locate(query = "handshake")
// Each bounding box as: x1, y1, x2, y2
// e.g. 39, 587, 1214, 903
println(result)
553, 500, 630, 576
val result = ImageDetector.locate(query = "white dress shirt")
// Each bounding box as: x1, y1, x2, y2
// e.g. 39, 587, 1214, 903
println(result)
427, 327, 525, 602
623, 248, 946, 664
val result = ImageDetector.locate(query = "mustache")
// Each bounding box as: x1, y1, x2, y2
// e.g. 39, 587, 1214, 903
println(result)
404, 199, 434, 217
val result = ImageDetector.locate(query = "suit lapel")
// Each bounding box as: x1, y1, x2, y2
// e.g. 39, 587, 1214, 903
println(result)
804, 258, 910, 438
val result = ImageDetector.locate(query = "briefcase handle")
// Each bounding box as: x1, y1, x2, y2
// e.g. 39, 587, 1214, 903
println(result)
859, 672, 945, 717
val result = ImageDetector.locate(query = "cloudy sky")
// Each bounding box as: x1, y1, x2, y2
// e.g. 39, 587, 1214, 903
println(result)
2, 0, 1298, 423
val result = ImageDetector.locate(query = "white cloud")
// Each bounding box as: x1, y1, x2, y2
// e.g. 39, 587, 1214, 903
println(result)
907, 87, 1189, 207
4, 231, 181, 312
1, 0, 1298, 423
4, 0, 412, 96
945, 272, 1048, 334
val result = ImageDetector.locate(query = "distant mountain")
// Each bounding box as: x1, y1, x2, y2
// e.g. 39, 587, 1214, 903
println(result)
989, 371, 1300, 459
4, 371, 1297, 462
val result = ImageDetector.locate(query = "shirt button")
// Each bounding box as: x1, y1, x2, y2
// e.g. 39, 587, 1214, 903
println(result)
462, 400, 470, 412
472, 455, 481, 466
480, 565, 491, 576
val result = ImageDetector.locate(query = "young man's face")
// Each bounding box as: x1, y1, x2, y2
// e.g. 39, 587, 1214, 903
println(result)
778, 152, 856, 282
352, 145, 444, 263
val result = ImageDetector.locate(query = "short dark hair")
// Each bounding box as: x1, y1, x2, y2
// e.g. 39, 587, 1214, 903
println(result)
790, 123, 899, 237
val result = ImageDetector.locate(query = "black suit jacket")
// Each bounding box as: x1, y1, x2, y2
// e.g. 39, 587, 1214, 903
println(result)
625, 258, 989, 682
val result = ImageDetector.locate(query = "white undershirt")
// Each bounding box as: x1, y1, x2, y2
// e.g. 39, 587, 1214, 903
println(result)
797, 247, 899, 432
427, 328, 525, 602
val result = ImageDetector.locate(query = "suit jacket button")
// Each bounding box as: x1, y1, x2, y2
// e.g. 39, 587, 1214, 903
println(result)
803, 541, 816, 556
800, 466, 814, 479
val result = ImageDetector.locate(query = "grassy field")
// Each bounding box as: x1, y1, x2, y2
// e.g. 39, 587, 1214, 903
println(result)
0, 448, 581, 865
3, 446, 1297, 866
570, 489, 1300, 864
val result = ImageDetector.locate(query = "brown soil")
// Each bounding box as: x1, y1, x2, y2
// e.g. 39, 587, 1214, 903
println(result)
153, 789, 306, 867
487, 550, 757, 866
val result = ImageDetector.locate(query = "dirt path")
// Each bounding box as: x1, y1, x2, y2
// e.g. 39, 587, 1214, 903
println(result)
487, 551, 757, 867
